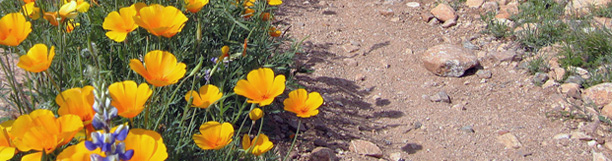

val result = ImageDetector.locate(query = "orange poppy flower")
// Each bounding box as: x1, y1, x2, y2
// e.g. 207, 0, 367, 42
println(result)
102, 7, 139, 42
185, 84, 223, 109
17, 44, 55, 73
283, 89, 323, 118
10, 109, 83, 156
192, 121, 234, 150
133, 4, 188, 38
185, 0, 209, 13
233, 68, 285, 106
129, 50, 187, 87
108, 81, 153, 118
0, 13, 32, 46
242, 134, 273, 156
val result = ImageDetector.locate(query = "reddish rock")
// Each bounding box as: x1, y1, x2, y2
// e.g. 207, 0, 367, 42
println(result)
466, 0, 485, 8
422, 44, 479, 77
583, 83, 612, 107
349, 139, 383, 158
561, 83, 581, 98
310, 147, 336, 161
602, 103, 612, 119
495, 2, 519, 19
430, 3, 457, 22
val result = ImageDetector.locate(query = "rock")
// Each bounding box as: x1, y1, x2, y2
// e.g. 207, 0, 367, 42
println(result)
441, 18, 457, 28
532, 72, 549, 86
561, 83, 582, 99
497, 133, 522, 149
476, 70, 492, 79
406, 2, 420, 8
553, 133, 571, 140
462, 40, 480, 50
349, 140, 383, 158
421, 12, 434, 22
516, 149, 533, 157
601, 103, 612, 119
565, 0, 612, 15
310, 147, 336, 161
549, 67, 566, 81
344, 58, 358, 67
355, 74, 366, 81
604, 141, 612, 151
461, 126, 475, 133
482, 1, 499, 11
565, 75, 585, 85
452, 102, 467, 110
389, 152, 403, 161
583, 83, 612, 107
588, 140, 599, 147
542, 80, 560, 89
489, 50, 518, 62
380, 8, 394, 16
430, 91, 451, 103
428, 18, 440, 26
496, 3, 519, 19
592, 151, 609, 161
571, 131, 593, 141
568, 66, 591, 79
430, 3, 457, 22
421, 44, 479, 77
466, 0, 485, 8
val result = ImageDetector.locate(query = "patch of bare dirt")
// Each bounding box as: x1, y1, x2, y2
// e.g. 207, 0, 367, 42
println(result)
271, 0, 612, 160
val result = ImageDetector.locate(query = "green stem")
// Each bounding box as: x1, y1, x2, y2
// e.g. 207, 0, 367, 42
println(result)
0, 51, 25, 114
44, 70, 65, 101
283, 119, 301, 161
145, 86, 157, 129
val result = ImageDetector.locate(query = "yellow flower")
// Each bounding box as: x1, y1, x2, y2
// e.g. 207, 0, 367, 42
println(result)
185, 84, 223, 109
242, 8, 255, 18
242, 134, 273, 156
124, 129, 168, 161
108, 81, 153, 118
22, 2, 41, 20
129, 50, 187, 87
193, 121, 234, 150
234, 68, 285, 106
43, 11, 60, 26
23, 0, 35, 3
219, 45, 230, 61
268, 0, 282, 5
17, 44, 55, 73
59, 1, 78, 19
66, 21, 80, 33
64, 0, 90, 13
102, 7, 139, 42
10, 109, 83, 154
0, 13, 32, 46
56, 86, 96, 129
133, 4, 188, 38
56, 141, 104, 161
249, 108, 263, 121
130, 2, 147, 16
185, 0, 209, 13
269, 27, 281, 37
0, 121, 15, 161
283, 89, 323, 118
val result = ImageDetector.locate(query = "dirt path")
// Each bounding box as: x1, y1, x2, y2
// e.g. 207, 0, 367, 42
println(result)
276, 0, 610, 160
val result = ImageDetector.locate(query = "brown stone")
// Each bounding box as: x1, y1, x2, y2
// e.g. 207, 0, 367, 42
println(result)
310, 147, 336, 161
497, 133, 522, 149
482, 2, 499, 11
565, 0, 612, 15
561, 83, 581, 98
602, 103, 612, 119
549, 67, 566, 81
421, 44, 479, 77
495, 2, 519, 19
583, 83, 612, 107
430, 3, 457, 22
349, 139, 383, 158
421, 12, 434, 22
466, 0, 485, 8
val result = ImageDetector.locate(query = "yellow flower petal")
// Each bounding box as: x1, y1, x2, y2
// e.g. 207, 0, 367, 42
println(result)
283, 89, 323, 118
56, 86, 95, 125
193, 122, 234, 150
234, 68, 285, 106
57, 141, 104, 161
125, 129, 168, 161
0, 146, 15, 161
22, 2, 41, 20
59, 1, 78, 19
185, 0, 209, 13
109, 81, 152, 118
130, 50, 186, 87
249, 108, 263, 121
185, 85, 222, 108
103, 7, 139, 42
21, 152, 42, 161
10, 109, 83, 154
268, 0, 282, 6
0, 13, 32, 46
133, 4, 188, 38
17, 44, 55, 73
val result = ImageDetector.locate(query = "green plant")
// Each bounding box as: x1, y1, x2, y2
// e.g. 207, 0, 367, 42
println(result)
481, 11, 512, 39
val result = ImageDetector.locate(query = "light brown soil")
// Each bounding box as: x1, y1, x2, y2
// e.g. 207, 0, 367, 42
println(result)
272, 0, 612, 160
